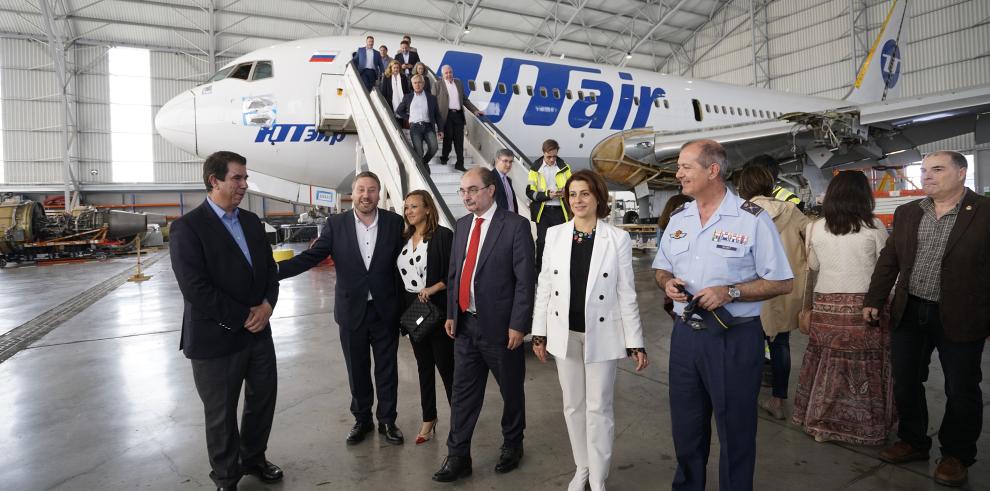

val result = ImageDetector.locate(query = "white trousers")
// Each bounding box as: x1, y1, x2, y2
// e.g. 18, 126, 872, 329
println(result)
556, 330, 618, 491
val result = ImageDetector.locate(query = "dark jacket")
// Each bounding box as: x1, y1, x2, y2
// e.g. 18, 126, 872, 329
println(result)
277, 209, 405, 330
525, 156, 572, 222
396, 91, 444, 131
169, 201, 279, 359
379, 73, 411, 111
394, 49, 420, 74
447, 207, 536, 344
493, 170, 520, 214
401, 226, 453, 311
865, 189, 990, 342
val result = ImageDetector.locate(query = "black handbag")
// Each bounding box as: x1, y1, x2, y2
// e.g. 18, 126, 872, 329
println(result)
400, 299, 443, 343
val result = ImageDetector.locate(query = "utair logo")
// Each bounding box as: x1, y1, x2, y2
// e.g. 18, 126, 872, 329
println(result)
880, 39, 901, 88
437, 51, 666, 130
254, 123, 345, 145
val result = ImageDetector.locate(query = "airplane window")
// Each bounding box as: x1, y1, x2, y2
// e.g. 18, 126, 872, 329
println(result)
251, 60, 273, 81
578, 90, 585, 100
729, 107, 735, 115
539, 87, 548, 98
228, 62, 253, 80
497, 82, 506, 94
721, 105, 726, 113
713, 105, 719, 114
483, 81, 492, 92
705, 104, 711, 113
468, 80, 476, 91
744, 108, 750, 117
633, 96, 640, 106
208, 65, 235, 82
590, 93, 597, 102
552, 88, 560, 99
566, 89, 572, 99
691, 99, 703, 122
663, 99, 670, 109
526, 85, 533, 96
653, 98, 660, 108
737, 107, 742, 115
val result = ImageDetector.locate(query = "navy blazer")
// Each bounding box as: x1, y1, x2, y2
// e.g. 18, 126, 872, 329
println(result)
492, 170, 520, 215
352, 47, 384, 76
394, 50, 420, 74
447, 207, 535, 344
170, 201, 279, 360
396, 91, 444, 131
277, 209, 405, 329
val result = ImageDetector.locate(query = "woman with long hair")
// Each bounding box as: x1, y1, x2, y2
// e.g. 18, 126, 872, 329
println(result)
791, 171, 895, 444
398, 190, 455, 445
412, 62, 432, 93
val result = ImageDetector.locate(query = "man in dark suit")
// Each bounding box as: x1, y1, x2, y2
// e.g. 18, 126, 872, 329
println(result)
352, 35, 384, 91
170, 151, 283, 491
865, 150, 989, 488
433, 167, 536, 482
394, 39, 420, 77
396, 74, 443, 174
436, 65, 482, 172
276, 171, 407, 446
491, 148, 520, 214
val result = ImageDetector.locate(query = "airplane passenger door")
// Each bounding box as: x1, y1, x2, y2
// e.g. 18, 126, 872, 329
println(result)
318, 73, 355, 132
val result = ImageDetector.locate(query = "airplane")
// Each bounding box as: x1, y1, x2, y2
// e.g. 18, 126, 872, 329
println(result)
155, 0, 988, 209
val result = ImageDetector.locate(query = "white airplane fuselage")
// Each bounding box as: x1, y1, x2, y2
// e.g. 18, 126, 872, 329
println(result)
155, 36, 844, 190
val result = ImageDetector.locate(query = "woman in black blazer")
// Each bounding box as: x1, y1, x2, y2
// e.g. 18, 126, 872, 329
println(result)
398, 190, 454, 445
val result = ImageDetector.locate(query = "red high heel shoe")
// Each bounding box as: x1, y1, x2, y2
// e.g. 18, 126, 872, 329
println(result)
416, 420, 437, 445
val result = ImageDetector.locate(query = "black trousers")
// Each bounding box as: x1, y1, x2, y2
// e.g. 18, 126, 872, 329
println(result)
535, 205, 566, 272
340, 300, 400, 425
403, 291, 455, 422
358, 68, 377, 91
441, 109, 466, 167
191, 334, 277, 488
446, 314, 526, 457
892, 296, 985, 465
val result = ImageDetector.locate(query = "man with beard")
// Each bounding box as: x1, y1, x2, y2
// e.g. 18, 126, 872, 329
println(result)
276, 171, 407, 446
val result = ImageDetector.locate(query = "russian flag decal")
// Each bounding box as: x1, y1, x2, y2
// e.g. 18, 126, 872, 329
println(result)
309, 51, 338, 63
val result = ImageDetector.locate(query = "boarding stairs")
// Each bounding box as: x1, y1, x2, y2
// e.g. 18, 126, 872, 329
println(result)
317, 62, 532, 228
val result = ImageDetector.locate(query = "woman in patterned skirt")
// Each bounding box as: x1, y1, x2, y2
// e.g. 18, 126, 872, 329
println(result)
791, 171, 896, 445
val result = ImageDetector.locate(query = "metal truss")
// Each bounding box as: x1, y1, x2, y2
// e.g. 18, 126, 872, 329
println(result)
847, 0, 870, 80
750, 0, 770, 88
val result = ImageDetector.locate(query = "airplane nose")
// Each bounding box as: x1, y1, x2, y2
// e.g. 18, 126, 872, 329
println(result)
155, 90, 197, 155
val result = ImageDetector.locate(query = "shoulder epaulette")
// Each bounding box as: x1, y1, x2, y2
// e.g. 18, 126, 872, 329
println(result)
741, 200, 764, 216
670, 204, 687, 216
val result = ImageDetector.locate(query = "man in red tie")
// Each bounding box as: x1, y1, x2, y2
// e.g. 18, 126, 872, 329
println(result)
433, 167, 536, 483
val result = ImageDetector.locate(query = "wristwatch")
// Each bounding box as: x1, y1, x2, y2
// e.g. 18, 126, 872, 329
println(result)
727, 285, 741, 302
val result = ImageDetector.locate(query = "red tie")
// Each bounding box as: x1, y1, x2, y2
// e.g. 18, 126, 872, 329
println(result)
459, 217, 484, 312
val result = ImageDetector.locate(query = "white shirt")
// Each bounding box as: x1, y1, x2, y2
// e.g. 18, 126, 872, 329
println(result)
463, 203, 498, 312
354, 209, 379, 300
409, 91, 430, 124
398, 237, 428, 293
444, 79, 461, 110
390, 75, 404, 109
540, 162, 561, 205
362, 47, 376, 70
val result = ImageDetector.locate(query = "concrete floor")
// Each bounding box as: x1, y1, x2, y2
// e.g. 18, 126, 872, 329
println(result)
0, 248, 987, 490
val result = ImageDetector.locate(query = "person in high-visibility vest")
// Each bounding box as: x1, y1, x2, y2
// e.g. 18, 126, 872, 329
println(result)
526, 139, 572, 271
743, 155, 804, 211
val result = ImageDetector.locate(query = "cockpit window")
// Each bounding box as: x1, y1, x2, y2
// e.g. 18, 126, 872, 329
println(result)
208, 65, 234, 82
228, 63, 253, 80
251, 61, 273, 80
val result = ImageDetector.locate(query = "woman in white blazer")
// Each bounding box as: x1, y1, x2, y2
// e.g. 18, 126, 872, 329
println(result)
532, 170, 648, 491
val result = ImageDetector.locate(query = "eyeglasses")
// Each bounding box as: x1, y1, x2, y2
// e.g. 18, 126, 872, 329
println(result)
457, 184, 492, 197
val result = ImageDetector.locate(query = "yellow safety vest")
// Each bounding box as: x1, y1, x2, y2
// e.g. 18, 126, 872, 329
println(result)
526, 163, 572, 222
772, 185, 801, 206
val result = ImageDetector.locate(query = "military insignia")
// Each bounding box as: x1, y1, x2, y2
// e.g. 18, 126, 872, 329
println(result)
741, 200, 764, 216
670, 204, 688, 216
670, 230, 687, 239
966, 205, 973, 211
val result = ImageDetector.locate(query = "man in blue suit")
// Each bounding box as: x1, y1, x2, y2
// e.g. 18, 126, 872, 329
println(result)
352, 35, 384, 91
491, 148, 520, 214
433, 167, 536, 482
276, 171, 406, 446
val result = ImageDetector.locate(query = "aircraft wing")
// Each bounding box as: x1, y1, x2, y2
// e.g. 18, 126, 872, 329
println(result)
592, 84, 990, 189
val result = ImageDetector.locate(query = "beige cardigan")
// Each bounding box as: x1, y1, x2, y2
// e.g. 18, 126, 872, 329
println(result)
750, 196, 811, 338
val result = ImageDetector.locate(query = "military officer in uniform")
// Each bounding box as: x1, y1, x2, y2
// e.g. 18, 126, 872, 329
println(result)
653, 139, 793, 491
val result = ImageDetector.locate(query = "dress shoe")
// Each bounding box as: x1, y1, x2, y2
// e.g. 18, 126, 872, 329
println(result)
433, 455, 473, 482
379, 422, 405, 445
243, 460, 283, 483
494, 445, 524, 473
454, 165, 467, 172
216, 487, 237, 491
346, 421, 375, 445
759, 398, 785, 420
416, 419, 437, 445
878, 441, 930, 464
567, 467, 589, 491
934, 456, 968, 487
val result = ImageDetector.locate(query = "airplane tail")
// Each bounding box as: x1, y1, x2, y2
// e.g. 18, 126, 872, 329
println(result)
845, 0, 909, 103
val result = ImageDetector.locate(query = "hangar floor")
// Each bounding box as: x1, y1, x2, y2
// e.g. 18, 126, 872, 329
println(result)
0, 248, 987, 490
